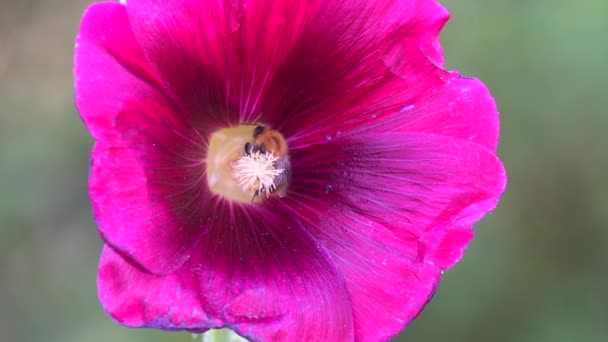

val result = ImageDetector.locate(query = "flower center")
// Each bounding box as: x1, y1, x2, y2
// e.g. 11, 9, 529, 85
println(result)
232, 150, 285, 194
206, 124, 290, 203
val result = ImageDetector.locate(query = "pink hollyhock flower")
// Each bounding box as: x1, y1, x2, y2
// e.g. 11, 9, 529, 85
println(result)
74, 0, 506, 341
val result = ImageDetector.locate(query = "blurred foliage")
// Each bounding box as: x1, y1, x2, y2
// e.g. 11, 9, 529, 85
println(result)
0, 0, 606, 341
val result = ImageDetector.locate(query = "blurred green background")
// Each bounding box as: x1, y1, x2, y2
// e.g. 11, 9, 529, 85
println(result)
0, 0, 606, 341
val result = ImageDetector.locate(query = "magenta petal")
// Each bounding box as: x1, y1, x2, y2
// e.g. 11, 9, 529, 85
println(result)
191, 202, 354, 341
316, 223, 441, 341
288, 132, 506, 340
380, 0, 450, 73
124, 0, 237, 126
126, 0, 321, 126
82, 7, 211, 273
90, 135, 207, 274
100, 200, 355, 340
411, 0, 450, 69
368, 75, 501, 150
74, 2, 164, 142
98, 245, 211, 330
263, 0, 449, 141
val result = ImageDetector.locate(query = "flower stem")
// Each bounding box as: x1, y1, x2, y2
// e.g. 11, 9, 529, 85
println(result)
195, 329, 249, 342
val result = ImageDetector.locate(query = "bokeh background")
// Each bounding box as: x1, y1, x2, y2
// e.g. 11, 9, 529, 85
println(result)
1, 0, 606, 341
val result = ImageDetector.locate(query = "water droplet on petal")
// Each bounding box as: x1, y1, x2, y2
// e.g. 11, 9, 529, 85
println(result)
400, 104, 415, 112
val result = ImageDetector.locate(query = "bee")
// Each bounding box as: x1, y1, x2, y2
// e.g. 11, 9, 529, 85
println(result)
244, 125, 291, 199
246, 125, 289, 156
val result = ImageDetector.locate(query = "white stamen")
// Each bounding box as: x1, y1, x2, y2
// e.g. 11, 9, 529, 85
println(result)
232, 151, 284, 195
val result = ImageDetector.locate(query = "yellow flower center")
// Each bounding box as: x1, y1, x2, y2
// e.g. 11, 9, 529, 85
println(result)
206, 125, 289, 203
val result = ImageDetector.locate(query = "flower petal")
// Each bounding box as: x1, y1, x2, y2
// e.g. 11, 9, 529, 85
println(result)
380, 0, 450, 72
98, 245, 211, 330
125, 0, 322, 126
98, 202, 356, 341
74, 2, 164, 142
263, 0, 449, 139
287, 132, 506, 340
90, 115, 208, 274
193, 201, 354, 341
364, 75, 501, 151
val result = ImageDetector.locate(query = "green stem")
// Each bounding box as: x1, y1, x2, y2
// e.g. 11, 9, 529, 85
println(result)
196, 328, 249, 342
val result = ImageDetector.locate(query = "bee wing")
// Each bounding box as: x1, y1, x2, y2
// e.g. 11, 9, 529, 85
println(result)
270, 158, 291, 197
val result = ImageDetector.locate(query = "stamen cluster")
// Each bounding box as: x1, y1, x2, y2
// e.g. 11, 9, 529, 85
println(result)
232, 151, 284, 195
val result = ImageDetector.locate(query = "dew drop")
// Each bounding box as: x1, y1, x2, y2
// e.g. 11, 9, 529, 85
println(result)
325, 185, 334, 194
325, 134, 332, 140
400, 104, 415, 112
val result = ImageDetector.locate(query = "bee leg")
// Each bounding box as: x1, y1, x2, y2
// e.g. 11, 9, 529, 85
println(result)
251, 189, 260, 203
244, 142, 253, 155
253, 125, 265, 138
